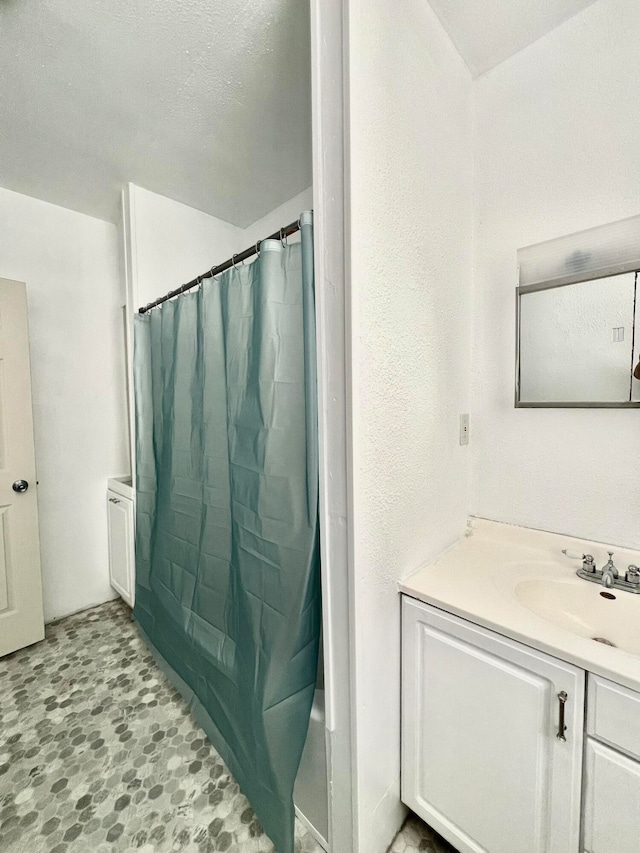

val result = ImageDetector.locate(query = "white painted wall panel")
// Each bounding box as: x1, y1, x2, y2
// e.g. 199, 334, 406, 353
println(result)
346, 2, 473, 849
472, 0, 640, 549
0, 187, 128, 621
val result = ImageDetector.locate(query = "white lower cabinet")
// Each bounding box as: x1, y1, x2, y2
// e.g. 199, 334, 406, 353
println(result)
402, 597, 585, 853
583, 738, 640, 853
583, 674, 640, 852
107, 489, 135, 607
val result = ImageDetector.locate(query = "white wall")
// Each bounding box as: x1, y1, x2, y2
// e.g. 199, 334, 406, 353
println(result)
472, 0, 640, 549
242, 187, 313, 247
128, 185, 244, 311
346, 2, 473, 849
0, 187, 129, 621
127, 183, 313, 311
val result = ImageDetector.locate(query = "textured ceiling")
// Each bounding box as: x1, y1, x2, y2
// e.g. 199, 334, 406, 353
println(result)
0, 0, 311, 225
428, 0, 599, 77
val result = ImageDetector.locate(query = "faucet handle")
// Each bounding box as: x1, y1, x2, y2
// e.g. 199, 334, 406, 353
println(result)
626, 565, 640, 586
562, 549, 596, 573
562, 549, 585, 560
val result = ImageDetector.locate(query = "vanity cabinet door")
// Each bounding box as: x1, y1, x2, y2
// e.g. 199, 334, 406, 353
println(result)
583, 739, 640, 853
402, 597, 584, 853
107, 490, 135, 607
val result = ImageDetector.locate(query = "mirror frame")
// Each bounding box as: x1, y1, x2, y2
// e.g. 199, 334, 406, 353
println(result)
515, 271, 640, 409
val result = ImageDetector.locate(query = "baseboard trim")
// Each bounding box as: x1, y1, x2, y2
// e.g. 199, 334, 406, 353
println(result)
45, 591, 120, 625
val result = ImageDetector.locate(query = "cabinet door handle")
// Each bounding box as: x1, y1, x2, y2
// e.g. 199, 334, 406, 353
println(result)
556, 691, 568, 742
109, 497, 121, 504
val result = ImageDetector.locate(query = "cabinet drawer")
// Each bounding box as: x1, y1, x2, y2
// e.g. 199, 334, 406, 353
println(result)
587, 674, 640, 761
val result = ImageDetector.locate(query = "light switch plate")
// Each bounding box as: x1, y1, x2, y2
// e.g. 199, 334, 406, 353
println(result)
459, 413, 469, 446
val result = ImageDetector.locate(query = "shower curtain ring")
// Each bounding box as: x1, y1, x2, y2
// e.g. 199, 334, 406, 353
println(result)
255, 241, 261, 256
232, 254, 244, 270
279, 228, 288, 247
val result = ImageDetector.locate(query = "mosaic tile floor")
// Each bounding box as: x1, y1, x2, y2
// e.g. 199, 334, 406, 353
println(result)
0, 598, 453, 853
0, 600, 323, 853
389, 815, 457, 853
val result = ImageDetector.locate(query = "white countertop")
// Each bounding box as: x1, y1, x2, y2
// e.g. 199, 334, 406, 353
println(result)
108, 475, 134, 500
400, 518, 640, 694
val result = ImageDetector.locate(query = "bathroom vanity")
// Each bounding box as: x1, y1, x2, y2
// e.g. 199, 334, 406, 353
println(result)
400, 519, 640, 853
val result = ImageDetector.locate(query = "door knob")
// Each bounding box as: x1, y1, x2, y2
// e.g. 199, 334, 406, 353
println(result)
12, 480, 29, 493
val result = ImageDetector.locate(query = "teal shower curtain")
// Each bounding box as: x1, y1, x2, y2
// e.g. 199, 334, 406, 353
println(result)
133, 212, 320, 853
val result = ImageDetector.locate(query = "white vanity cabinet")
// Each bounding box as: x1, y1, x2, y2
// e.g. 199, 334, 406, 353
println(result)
107, 482, 135, 607
402, 597, 585, 853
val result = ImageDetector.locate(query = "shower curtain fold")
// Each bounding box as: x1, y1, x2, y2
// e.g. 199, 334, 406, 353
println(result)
133, 213, 320, 853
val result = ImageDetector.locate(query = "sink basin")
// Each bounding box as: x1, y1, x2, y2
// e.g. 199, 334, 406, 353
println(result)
515, 578, 640, 657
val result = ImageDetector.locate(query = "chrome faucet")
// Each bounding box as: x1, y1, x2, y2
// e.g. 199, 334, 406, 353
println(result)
601, 552, 618, 589
563, 548, 640, 594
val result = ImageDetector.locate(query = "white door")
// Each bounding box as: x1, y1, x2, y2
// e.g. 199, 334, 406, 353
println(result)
402, 597, 584, 853
583, 738, 640, 853
0, 279, 44, 657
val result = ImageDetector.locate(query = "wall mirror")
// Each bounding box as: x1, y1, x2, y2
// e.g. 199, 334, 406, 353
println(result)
515, 215, 640, 408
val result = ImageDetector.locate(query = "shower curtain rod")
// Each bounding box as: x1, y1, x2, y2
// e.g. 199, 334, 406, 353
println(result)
138, 218, 302, 314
